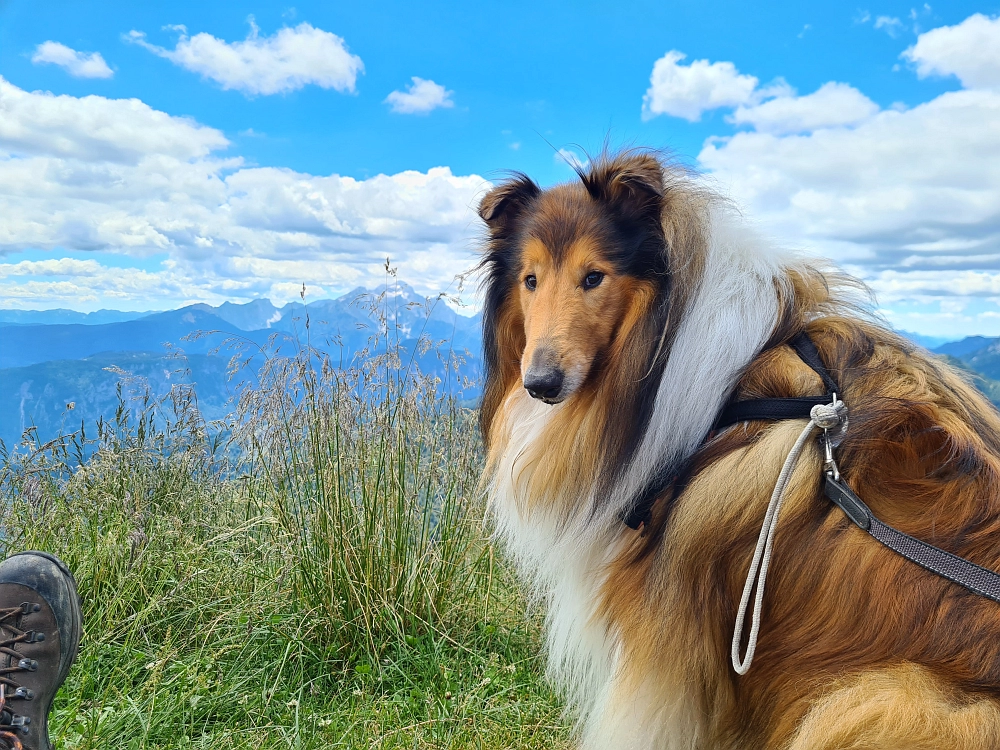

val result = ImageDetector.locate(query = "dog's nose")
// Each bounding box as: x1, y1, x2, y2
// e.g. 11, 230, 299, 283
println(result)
524, 368, 565, 401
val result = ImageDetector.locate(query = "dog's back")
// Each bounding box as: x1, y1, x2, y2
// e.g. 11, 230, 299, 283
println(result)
601, 317, 1000, 748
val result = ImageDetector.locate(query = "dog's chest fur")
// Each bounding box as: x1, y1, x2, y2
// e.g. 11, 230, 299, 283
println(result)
485, 390, 704, 749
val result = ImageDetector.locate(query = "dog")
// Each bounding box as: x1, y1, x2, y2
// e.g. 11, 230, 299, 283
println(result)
477, 150, 1000, 749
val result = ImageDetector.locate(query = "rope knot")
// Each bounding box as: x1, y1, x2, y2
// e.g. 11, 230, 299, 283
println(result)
810, 398, 845, 430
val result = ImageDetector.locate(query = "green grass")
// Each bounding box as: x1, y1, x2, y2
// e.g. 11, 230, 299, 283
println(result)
0, 287, 571, 749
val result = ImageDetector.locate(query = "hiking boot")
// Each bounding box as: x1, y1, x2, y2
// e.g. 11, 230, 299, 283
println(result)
0, 552, 82, 750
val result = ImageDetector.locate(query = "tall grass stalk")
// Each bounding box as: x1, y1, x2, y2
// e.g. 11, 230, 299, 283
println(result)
232, 281, 488, 663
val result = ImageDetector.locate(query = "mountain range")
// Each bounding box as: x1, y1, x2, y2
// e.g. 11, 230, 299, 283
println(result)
4, 290, 1000, 451
1, 285, 481, 448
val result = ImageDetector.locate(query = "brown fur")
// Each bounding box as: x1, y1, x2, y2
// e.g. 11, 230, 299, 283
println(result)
603, 315, 1000, 747
479, 151, 1000, 748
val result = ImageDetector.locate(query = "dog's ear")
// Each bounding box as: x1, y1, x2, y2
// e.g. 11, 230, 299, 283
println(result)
580, 153, 663, 228
478, 173, 541, 238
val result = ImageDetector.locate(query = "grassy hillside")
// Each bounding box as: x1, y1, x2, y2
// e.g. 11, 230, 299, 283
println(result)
0, 300, 569, 750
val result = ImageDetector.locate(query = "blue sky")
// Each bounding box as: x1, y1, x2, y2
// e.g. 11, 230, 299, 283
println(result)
1, 1, 999, 335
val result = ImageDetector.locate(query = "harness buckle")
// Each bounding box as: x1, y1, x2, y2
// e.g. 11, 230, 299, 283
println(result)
822, 431, 840, 481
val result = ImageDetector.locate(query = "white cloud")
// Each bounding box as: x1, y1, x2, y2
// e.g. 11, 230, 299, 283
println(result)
0, 259, 179, 307
673, 14, 1000, 334
866, 270, 1000, 298
0, 258, 105, 279
700, 88, 1000, 270
126, 18, 363, 96
729, 82, 878, 134
384, 77, 454, 114
874, 16, 904, 37
31, 41, 113, 79
0, 76, 227, 163
0, 77, 488, 310
642, 50, 758, 121
642, 50, 878, 136
902, 13, 1000, 89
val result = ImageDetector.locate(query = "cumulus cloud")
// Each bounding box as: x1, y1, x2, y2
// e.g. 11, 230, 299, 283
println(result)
642, 50, 758, 121
0, 76, 227, 163
0, 259, 179, 307
642, 50, 880, 137
126, 18, 363, 96
384, 77, 455, 114
31, 41, 113, 79
0, 77, 488, 309
729, 82, 878, 135
700, 88, 1000, 274
641, 15, 1000, 333
0, 258, 106, 279
865, 270, 1000, 298
902, 13, 1000, 89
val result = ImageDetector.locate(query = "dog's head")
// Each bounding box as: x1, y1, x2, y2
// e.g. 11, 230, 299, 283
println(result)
478, 152, 680, 438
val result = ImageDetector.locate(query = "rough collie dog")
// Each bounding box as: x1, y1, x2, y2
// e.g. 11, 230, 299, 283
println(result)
477, 150, 1000, 749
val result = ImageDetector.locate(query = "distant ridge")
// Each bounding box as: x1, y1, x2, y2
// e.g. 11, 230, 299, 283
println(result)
933, 336, 999, 358
0, 307, 258, 370
0, 283, 479, 370
187, 299, 282, 332
0, 308, 151, 327
897, 330, 956, 350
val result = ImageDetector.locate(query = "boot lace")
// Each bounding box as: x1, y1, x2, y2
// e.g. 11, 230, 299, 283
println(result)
0, 604, 41, 750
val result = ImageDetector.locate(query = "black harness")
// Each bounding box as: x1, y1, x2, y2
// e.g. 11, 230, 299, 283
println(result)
623, 331, 1000, 606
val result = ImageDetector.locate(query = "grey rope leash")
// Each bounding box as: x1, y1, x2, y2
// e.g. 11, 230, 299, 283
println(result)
731, 396, 847, 675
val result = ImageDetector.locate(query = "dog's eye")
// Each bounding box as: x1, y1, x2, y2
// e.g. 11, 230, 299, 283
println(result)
524, 275, 537, 291
583, 271, 604, 290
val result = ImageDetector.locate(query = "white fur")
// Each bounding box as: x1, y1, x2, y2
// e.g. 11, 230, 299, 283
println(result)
485, 203, 797, 748
611, 205, 794, 523
486, 390, 620, 719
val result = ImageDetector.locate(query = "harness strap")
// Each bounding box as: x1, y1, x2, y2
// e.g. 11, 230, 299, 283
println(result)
623, 331, 838, 530
787, 329, 840, 393
715, 331, 839, 430
824, 475, 1000, 605
715, 395, 832, 430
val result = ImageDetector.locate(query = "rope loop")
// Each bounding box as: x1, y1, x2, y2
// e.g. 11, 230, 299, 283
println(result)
731, 393, 847, 675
